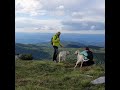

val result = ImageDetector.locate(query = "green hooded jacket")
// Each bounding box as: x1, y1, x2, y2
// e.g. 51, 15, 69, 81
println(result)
52, 34, 61, 47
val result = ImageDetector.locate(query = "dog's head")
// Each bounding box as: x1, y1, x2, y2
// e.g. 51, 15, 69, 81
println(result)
66, 51, 70, 55
74, 50, 79, 55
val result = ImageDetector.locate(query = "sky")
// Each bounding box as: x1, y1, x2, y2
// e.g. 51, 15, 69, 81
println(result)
15, 0, 105, 34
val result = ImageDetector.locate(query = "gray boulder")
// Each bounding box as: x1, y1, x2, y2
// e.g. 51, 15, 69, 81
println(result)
15, 54, 22, 60
91, 76, 105, 84
15, 55, 19, 60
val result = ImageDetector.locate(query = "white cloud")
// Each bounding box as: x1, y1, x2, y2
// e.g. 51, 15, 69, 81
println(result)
16, 28, 105, 34
56, 5, 64, 9
54, 10, 65, 16
15, 17, 63, 31
71, 9, 104, 23
15, 15, 104, 33
16, 0, 43, 16
71, 12, 84, 19
71, 16, 104, 23
29, 10, 47, 16
16, 0, 105, 18
15, 0, 105, 34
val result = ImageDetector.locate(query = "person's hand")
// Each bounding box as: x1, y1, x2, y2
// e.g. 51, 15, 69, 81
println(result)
61, 45, 64, 48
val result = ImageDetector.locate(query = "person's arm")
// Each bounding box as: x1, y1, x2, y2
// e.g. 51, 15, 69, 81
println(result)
59, 42, 63, 47
80, 51, 85, 55
58, 39, 63, 47
80, 51, 88, 56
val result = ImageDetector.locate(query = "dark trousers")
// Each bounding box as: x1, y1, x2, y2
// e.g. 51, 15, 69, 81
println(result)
53, 46, 58, 61
82, 60, 95, 66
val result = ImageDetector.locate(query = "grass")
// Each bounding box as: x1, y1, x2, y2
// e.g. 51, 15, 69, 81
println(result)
15, 60, 105, 90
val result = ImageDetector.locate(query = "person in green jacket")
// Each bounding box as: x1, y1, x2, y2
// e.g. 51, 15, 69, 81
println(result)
51, 32, 63, 62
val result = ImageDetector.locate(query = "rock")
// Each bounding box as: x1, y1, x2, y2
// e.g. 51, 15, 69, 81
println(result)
15, 55, 19, 60
91, 76, 105, 84
15, 54, 23, 60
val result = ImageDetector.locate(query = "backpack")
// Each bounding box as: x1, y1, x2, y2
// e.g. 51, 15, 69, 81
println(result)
51, 35, 58, 45
87, 51, 93, 60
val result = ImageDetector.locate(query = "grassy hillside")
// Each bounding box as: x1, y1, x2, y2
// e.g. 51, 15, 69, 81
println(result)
15, 43, 105, 64
15, 60, 105, 90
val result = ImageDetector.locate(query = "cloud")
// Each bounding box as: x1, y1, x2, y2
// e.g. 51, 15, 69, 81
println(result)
16, 0, 43, 16
16, 0, 104, 16
16, 28, 105, 34
30, 10, 47, 16
15, 0, 105, 34
16, 17, 104, 33
61, 19, 105, 30
71, 12, 84, 18
71, 9, 104, 23
56, 5, 64, 10
15, 17, 63, 31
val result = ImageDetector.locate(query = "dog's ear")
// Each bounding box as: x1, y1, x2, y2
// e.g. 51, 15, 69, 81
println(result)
74, 50, 77, 54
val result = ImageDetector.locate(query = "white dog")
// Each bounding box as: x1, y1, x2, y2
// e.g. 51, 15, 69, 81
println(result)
58, 51, 70, 62
74, 50, 89, 68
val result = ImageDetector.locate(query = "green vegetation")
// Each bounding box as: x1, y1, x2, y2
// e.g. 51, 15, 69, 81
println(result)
15, 43, 105, 64
19, 54, 33, 60
16, 60, 105, 90
15, 43, 105, 90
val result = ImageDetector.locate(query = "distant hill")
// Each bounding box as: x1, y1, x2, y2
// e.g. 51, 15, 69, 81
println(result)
15, 43, 51, 59
15, 42, 105, 64
35, 41, 103, 48
15, 33, 105, 47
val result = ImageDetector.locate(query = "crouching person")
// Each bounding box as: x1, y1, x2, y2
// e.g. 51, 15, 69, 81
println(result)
80, 47, 94, 66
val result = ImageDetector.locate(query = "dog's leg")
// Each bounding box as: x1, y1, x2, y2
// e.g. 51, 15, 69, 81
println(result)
74, 63, 77, 69
80, 61, 83, 68
74, 60, 80, 69
63, 56, 66, 61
